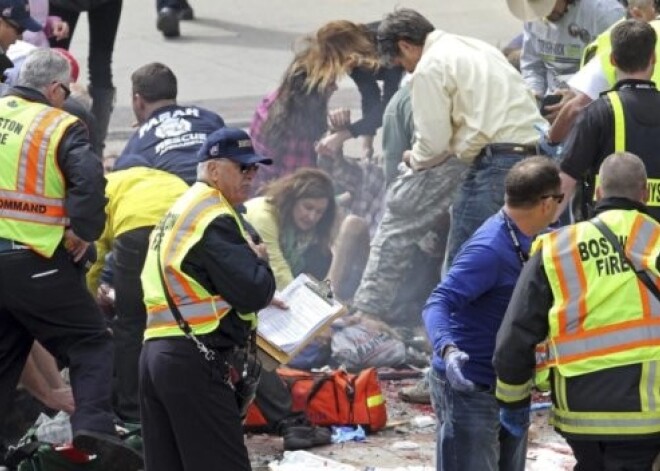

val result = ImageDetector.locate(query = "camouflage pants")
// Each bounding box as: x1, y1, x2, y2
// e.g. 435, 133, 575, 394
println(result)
353, 157, 468, 324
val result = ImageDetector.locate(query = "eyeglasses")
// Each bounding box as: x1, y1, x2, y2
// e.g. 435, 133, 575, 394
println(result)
3, 18, 25, 35
211, 158, 259, 175
57, 83, 71, 99
238, 163, 259, 175
540, 193, 565, 204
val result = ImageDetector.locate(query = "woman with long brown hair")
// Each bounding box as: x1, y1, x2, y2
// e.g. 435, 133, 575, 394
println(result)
244, 168, 337, 289
250, 20, 378, 193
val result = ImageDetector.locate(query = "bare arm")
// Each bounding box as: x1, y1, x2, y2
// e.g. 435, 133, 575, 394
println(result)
548, 92, 592, 143
554, 172, 578, 222
20, 343, 75, 414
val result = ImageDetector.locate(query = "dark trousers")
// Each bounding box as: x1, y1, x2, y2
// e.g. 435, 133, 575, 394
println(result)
112, 227, 152, 421
252, 369, 293, 430
567, 437, 660, 471
0, 248, 116, 435
49, 0, 122, 89
139, 338, 250, 471
301, 244, 332, 282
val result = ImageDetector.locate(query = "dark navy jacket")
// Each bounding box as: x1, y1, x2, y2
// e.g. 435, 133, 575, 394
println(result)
116, 104, 224, 185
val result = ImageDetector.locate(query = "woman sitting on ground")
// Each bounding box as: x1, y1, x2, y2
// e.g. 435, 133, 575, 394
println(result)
245, 167, 370, 305
244, 168, 337, 290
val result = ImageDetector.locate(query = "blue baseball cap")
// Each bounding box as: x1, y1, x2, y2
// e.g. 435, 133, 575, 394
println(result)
0, 0, 42, 33
198, 127, 272, 166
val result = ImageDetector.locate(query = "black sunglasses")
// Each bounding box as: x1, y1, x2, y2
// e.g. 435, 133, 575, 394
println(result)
3, 18, 25, 35
540, 193, 565, 204
58, 83, 71, 99
238, 163, 259, 175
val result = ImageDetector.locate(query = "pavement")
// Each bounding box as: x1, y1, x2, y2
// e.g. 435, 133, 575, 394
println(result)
63, 0, 523, 155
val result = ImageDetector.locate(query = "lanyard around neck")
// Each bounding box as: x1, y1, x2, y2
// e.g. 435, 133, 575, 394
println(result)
500, 209, 528, 266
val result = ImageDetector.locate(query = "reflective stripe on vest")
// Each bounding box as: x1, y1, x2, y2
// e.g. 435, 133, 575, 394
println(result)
0, 97, 77, 256
640, 361, 660, 412
609, 92, 625, 152
0, 189, 66, 224
162, 193, 219, 305
495, 378, 533, 404
592, 92, 660, 210
543, 211, 660, 376
146, 298, 231, 330
552, 408, 660, 435
142, 183, 258, 339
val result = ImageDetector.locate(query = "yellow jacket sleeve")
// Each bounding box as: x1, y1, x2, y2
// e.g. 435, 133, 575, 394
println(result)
87, 206, 112, 294
244, 197, 294, 290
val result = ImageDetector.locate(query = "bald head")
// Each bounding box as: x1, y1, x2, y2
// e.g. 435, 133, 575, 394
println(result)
598, 152, 648, 203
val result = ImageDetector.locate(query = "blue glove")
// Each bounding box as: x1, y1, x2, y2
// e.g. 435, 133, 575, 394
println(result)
444, 349, 475, 392
499, 407, 530, 437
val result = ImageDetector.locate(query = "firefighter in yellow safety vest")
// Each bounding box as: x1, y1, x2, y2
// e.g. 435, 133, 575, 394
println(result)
139, 127, 276, 471
494, 152, 660, 470
0, 48, 143, 470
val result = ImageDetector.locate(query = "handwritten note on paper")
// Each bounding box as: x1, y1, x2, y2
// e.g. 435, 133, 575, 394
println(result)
258, 274, 343, 354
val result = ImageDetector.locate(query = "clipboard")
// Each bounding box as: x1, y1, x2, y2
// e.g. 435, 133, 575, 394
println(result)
256, 274, 347, 366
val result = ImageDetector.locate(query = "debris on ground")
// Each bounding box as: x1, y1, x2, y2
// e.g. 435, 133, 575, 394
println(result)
249, 375, 576, 470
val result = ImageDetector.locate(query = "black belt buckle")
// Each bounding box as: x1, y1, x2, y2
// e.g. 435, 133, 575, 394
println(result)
484, 143, 537, 158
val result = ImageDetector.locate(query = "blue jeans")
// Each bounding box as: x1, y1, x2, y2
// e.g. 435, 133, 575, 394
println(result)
444, 152, 523, 270
430, 369, 527, 471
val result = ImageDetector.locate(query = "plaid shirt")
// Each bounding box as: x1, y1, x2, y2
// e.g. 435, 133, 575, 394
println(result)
250, 91, 318, 192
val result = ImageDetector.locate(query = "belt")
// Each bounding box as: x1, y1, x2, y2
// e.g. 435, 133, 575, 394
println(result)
481, 143, 538, 157
0, 237, 29, 253
147, 334, 243, 354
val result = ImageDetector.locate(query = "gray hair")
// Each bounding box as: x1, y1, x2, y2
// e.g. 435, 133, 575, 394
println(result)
377, 9, 434, 64
17, 49, 71, 93
599, 152, 648, 201
196, 160, 212, 181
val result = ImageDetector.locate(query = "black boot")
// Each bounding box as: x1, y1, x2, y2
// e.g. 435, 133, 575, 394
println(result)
179, 0, 194, 20
88, 86, 116, 156
157, 7, 180, 37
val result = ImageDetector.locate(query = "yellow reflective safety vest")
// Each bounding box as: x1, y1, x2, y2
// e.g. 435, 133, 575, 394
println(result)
0, 96, 78, 257
141, 182, 258, 340
596, 91, 660, 220
580, 18, 623, 69
537, 210, 660, 436
595, 20, 660, 86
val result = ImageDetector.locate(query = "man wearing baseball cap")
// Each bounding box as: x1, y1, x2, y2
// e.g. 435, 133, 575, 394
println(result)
0, 0, 41, 37
139, 127, 276, 471
0, 0, 40, 81
508, 0, 623, 100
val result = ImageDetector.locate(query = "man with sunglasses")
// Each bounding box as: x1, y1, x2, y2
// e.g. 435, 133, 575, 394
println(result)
0, 48, 143, 470
0, 0, 41, 81
495, 152, 660, 470
139, 127, 276, 471
423, 156, 562, 471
